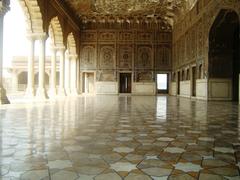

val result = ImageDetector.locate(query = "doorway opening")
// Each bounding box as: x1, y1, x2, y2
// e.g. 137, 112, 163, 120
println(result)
82, 72, 95, 94
119, 73, 132, 93
177, 71, 180, 95
157, 74, 168, 94
209, 9, 239, 101
192, 67, 196, 97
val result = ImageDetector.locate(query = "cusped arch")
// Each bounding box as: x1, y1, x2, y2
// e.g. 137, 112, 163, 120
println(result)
48, 17, 64, 47
18, 0, 44, 33
207, 8, 240, 34
67, 32, 77, 55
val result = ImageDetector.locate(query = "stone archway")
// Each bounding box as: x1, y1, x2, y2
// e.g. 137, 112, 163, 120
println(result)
17, 71, 28, 91
48, 16, 65, 97
208, 9, 239, 101
67, 32, 77, 55
67, 32, 78, 95
18, 0, 44, 34
49, 17, 64, 47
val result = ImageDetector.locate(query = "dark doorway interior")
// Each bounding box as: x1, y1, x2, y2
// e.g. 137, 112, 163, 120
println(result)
209, 9, 239, 101
192, 67, 196, 97
177, 71, 180, 95
120, 73, 131, 93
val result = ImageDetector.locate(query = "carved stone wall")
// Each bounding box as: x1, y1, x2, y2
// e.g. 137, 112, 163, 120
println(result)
172, 0, 240, 79
80, 30, 172, 82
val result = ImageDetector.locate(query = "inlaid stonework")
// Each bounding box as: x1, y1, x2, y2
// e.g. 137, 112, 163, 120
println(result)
136, 71, 153, 82
136, 46, 152, 69
97, 70, 116, 81
118, 45, 132, 69
99, 45, 115, 69
80, 45, 96, 69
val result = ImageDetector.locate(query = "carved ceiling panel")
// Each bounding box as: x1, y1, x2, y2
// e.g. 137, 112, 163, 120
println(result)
64, 0, 188, 28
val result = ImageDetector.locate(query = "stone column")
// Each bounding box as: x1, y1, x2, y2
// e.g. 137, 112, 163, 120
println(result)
36, 34, 48, 99
58, 48, 66, 96
49, 47, 57, 97
0, 2, 10, 104
70, 55, 78, 95
65, 52, 71, 95
25, 36, 35, 97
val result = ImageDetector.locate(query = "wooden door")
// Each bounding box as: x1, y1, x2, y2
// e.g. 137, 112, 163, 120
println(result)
192, 67, 196, 96
120, 73, 131, 93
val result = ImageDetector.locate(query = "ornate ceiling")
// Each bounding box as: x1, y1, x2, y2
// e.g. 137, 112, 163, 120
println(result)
64, 0, 188, 29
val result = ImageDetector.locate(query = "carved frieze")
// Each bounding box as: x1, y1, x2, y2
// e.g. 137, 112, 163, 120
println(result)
118, 32, 134, 41
81, 32, 97, 42
99, 32, 116, 41
136, 32, 153, 41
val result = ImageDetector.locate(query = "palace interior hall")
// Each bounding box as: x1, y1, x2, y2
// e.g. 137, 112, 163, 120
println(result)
0, 0, 240, 179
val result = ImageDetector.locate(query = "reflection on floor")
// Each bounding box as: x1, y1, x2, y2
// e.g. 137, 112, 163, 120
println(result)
0, 95, 240, 179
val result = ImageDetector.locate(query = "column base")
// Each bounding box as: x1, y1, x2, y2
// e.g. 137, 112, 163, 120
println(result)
58, 88, 66, 97
48, 88, 57, 98
36, 87, 48, 100
71, 88, 79, 96
0, 87, 10, 104
25, 87, 35, 98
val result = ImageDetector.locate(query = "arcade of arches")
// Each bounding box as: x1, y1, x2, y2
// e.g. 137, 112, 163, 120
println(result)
0, 0, 240, 179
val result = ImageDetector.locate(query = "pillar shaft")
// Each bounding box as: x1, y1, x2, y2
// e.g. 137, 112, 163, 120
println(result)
58, 49, 66, 96
70, 55, 78, 95
26, 37, 35, 97
65, 53, 71, 95
0, 7, 10, 104
49, 48, 57, 97
36, 35, 48, 99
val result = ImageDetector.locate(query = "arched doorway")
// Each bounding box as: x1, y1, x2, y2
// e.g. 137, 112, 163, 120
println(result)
17, 72, 28, 91
209, 9, 239, 101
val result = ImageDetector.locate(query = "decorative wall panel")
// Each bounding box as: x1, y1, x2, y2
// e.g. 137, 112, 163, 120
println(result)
80, 45, 96, 69
97, 70, 116, 81
136, 71, 153, 82
99, 45, 115, 69
155, 45, 171, 68
135, 46, 152, 69
118, 45, 133, 69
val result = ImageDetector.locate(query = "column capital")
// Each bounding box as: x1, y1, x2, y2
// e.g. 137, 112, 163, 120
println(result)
56, 46, 66, 53
26, 33, 48, 41
37, 33, 48, 41
68, 54, 78, 59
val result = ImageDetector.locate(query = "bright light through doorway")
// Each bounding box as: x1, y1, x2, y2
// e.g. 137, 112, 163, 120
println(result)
157, 74, 167, 90
3, 0, 27, 67
3, 1, 51, 77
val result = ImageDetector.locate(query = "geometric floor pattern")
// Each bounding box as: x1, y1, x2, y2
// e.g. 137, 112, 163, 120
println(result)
0, 95, 240, 179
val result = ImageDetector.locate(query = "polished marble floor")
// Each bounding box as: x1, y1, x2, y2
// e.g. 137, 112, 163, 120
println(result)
0, 95, 240, 180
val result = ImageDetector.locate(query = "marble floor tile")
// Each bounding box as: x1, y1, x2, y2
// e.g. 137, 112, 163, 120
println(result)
125, 173, 152, 180
1, 96, 240, 179
94, 172, 122, 180
110, 161, 137, 172
173, 162, 202, 172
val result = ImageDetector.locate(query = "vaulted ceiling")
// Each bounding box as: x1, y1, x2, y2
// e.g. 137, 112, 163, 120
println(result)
64, 0, 189, 29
